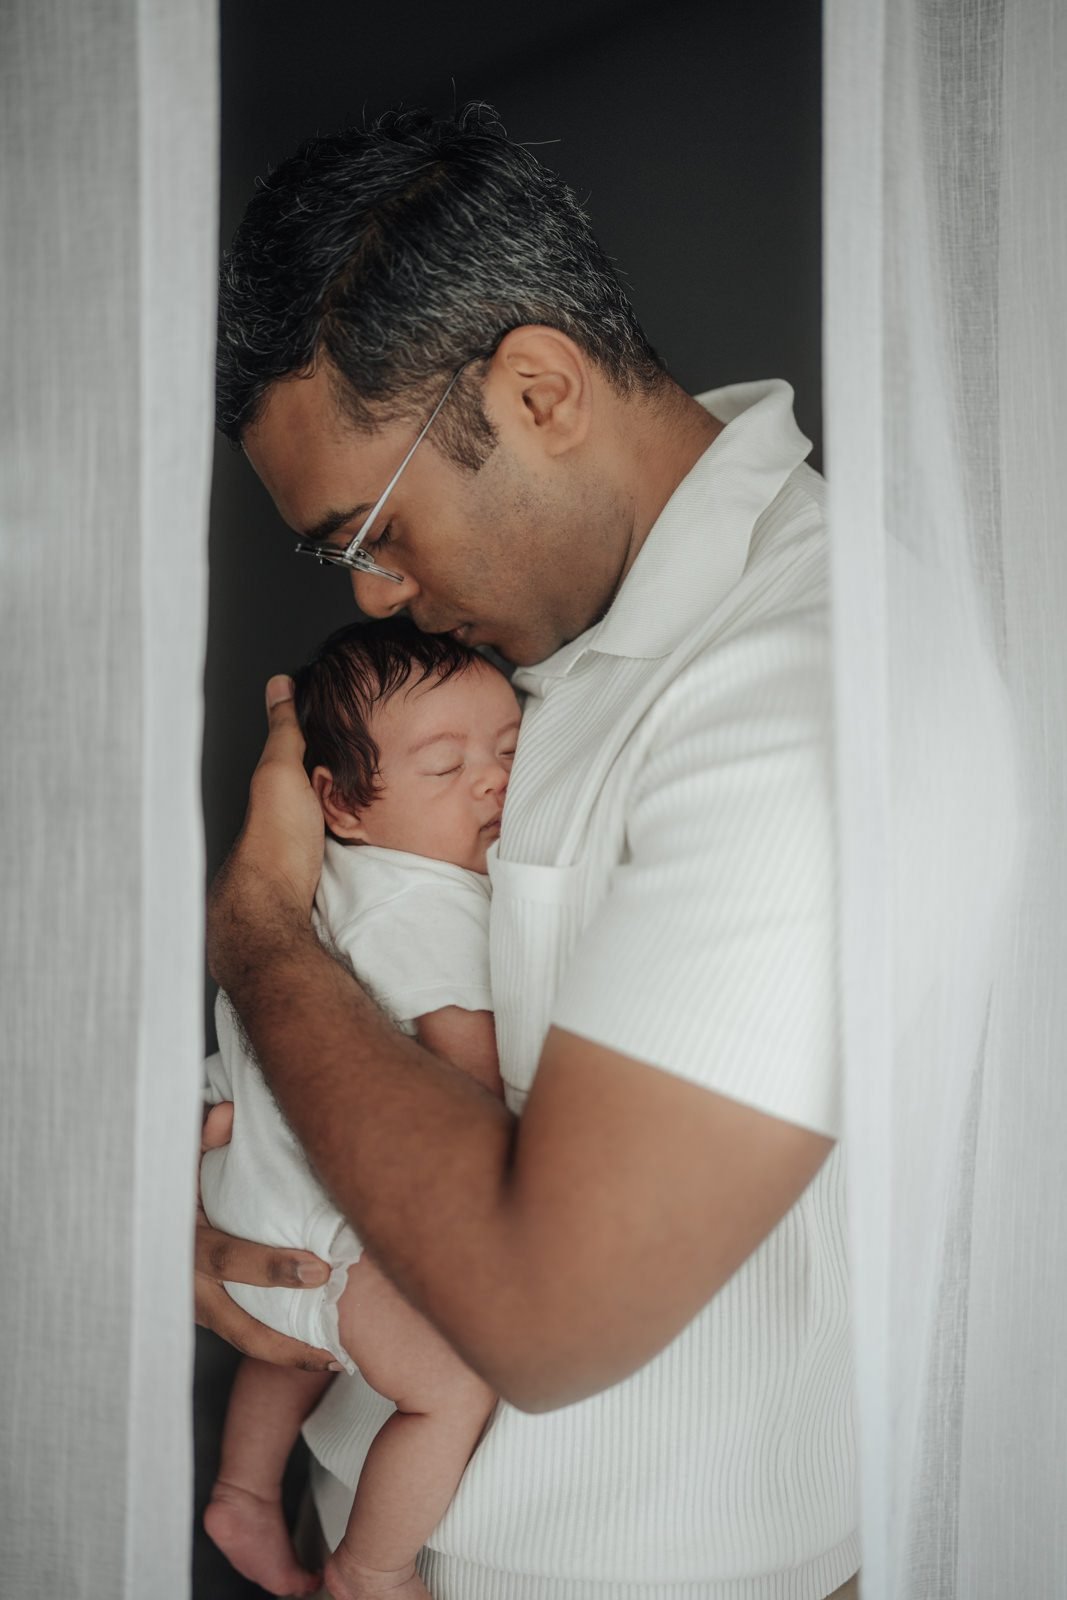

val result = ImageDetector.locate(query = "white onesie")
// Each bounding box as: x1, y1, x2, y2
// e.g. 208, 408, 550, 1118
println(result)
200, 841, 493, 1370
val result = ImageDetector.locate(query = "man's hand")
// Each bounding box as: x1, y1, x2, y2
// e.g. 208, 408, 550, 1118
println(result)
195, 1102, 338, 1371
207, 676, 325, 994
201, 679, 337, 1369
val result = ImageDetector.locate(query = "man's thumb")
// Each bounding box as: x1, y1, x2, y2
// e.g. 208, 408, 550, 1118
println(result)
266, 674, 295, 715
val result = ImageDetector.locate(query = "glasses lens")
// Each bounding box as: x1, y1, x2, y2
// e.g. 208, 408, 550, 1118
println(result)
295, 542, 346, 567
292, 541, 403, 583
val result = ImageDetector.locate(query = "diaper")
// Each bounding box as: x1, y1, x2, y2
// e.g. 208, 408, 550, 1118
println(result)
222, 1207, 364, 1374
201, 1042, 365, 1374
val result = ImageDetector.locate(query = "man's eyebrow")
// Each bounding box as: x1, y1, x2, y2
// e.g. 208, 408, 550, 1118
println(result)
300, 504, 374, 544
407, 717, 521, 758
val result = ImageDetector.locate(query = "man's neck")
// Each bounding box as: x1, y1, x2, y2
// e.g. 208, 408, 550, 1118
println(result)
613, 385, 725, 586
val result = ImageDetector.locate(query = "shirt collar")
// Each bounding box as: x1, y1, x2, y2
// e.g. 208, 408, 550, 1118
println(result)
514, 379, 811, 692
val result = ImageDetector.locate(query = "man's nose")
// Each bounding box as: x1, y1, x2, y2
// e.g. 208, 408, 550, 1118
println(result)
350, 565, 417, 619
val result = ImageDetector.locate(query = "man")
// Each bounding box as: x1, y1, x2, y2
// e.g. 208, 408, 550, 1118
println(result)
200, 105, 859, 1599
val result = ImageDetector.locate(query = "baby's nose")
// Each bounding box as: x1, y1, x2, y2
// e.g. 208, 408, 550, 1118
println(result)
477, 759, 509, 795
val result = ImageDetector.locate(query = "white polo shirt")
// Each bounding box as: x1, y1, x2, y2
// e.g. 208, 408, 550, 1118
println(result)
305, 380, 857, 1599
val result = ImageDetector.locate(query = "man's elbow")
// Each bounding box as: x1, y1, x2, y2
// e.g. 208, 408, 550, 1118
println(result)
487, 1351, 601, 1415
468, 1269, 717, 1412
472, 1316, 642, 1415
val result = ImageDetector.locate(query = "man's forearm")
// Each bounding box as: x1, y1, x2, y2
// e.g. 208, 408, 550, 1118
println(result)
224, 913, 526, 1383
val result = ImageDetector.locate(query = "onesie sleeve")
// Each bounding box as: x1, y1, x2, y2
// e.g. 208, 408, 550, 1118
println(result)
330, 873, 493, 1027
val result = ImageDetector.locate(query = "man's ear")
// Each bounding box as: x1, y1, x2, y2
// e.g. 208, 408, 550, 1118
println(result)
310, 766, 367, 841
485, 326, 591, 458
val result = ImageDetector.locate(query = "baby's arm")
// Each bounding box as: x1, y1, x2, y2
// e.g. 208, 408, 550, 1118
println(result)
414, 1008, 503, 1100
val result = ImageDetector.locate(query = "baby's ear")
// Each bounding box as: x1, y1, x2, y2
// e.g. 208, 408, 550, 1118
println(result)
310, 766, 366, 841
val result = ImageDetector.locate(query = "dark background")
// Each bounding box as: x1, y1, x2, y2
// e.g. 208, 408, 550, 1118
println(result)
197, 2, 821, 1593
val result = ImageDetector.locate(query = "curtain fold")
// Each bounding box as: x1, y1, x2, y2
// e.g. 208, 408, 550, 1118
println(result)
0, 2, 217, 1595
825, 1, 1066, 1595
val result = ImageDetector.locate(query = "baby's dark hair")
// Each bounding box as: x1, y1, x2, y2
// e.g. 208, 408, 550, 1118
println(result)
292, 616, 486, 813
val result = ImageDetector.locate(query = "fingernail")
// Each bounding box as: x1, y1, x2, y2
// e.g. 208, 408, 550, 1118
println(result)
297, 1263, 328, 1285
327, 1361, 344, 1374
266, 674, 294, 709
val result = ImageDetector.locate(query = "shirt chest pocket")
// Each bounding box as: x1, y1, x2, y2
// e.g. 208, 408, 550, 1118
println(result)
487, 850, 591, 1113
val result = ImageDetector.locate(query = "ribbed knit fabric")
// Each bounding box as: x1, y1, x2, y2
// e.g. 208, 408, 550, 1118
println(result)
305, 382, 857, 1598
416, 1540, 861, 1600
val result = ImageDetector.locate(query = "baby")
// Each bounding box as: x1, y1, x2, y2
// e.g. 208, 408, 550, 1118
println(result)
200, 617, 521, 1600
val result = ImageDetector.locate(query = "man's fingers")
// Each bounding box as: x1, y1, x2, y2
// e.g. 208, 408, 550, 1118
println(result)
196, 1279, 337, 1371
195, 1221, 330, 1290
201, 1101, 234, 1152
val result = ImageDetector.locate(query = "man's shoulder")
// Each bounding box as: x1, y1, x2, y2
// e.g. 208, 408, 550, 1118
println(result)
657, 462, 831, 716
744, 461, 828, 600
537, 461, 833, 818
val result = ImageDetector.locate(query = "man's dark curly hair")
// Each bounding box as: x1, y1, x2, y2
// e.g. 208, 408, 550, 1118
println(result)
216, 103, 667, 469
292, 616, 491, 815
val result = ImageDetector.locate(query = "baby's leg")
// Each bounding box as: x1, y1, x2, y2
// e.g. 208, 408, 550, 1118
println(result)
205, 1357, 331, 1597
324, 1258, 495, 1600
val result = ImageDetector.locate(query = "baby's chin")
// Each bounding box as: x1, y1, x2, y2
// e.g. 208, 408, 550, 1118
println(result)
451, 838, 490, 876
447, 839, 493, 876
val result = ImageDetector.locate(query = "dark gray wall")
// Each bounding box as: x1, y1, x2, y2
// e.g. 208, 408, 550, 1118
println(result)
197, 6, 820, 1594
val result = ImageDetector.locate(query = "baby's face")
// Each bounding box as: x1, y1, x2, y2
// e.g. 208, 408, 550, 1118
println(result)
357, 661, 521, 873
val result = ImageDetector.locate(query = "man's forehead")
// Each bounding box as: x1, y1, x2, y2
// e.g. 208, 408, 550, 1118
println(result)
247, 361, 346, 447
243, 369, 395, 534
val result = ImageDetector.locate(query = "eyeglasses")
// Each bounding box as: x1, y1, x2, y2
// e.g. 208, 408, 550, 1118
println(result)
293, 362, 470, 584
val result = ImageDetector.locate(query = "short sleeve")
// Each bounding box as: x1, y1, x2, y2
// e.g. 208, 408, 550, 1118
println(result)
331, 873, 493, 1026
551, 611, 840, 1136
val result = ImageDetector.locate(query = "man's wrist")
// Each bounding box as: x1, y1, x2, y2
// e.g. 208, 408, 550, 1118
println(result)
208, 864, 319, 996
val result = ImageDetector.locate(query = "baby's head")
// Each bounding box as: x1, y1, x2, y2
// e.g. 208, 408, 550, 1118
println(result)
292, 617, 520, 874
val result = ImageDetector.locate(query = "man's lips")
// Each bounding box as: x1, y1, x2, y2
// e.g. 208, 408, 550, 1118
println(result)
408, 608, 470, 639
441, 618, 484, 646
421, 618, 498, 651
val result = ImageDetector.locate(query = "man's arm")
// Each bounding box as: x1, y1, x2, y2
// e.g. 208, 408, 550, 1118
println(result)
204, 679, 832, 1412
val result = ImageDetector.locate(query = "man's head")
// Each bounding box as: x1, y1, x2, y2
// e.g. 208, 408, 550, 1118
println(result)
217, 105, 675, 665
293, 616, 520, 874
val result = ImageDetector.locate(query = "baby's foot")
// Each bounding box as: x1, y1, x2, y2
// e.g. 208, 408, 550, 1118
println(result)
324, 1544, 430, 1600
204, 1478, 320, 1597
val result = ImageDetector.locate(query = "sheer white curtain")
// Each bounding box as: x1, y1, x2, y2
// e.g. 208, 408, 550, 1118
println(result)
825, 1, 1067, 1595
1, 2, 216, 1595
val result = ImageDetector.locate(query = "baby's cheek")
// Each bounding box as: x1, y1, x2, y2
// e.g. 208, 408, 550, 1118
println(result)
416, 805, 472, 870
